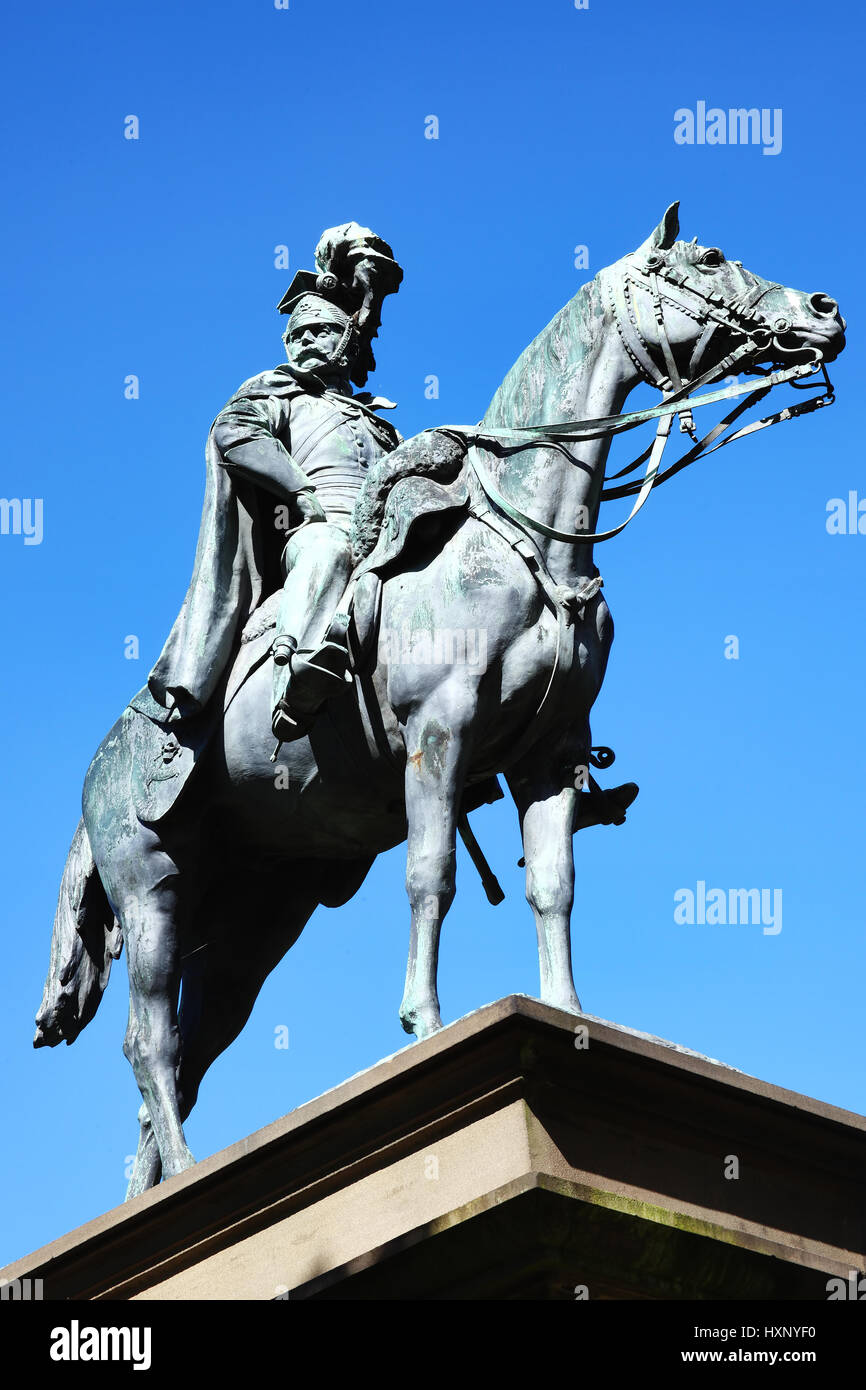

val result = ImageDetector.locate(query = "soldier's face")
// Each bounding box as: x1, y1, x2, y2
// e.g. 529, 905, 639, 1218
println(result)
286, 315, 346, 373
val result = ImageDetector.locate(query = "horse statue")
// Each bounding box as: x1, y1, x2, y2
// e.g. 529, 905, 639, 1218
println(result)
34, 203, 845, 1196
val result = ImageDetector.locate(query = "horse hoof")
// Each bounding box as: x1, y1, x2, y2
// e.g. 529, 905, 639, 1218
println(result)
544, 994, 583, 1018
162, 1148, 197, 1181
400, 1007, 444, 1041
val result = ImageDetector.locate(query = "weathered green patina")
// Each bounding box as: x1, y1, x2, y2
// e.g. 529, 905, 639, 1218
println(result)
34, 208, 845, 1196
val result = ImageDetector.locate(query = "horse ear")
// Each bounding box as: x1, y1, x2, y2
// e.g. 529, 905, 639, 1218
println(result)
637, 202, 680, 256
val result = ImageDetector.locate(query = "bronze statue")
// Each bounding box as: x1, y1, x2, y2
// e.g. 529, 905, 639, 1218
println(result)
149, 222, 406, 740
34, 206, 845, 1196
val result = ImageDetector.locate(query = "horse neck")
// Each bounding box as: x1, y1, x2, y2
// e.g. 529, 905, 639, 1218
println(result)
480, 271, 640, 586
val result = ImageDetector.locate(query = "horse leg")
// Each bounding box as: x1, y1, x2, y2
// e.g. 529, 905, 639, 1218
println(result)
115, 830, 197, 1182
399, 696, 473, 1040
123, 873, 315, 1199
507, 755, 583, 1015
126, 1103, 161, 1199
173, 882, 319, 1130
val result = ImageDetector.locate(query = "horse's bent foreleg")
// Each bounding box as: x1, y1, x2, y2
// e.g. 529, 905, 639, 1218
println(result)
399, 700, 472, 1040
508, 762, 582, 1016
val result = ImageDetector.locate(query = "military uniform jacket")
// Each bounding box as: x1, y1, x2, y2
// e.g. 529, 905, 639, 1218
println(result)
148, 365, 400, 718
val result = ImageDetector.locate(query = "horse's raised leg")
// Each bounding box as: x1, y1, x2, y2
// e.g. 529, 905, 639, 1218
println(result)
507, 755, 583, 1015
399, 698, 473, 1040
114, 830, 196, 1182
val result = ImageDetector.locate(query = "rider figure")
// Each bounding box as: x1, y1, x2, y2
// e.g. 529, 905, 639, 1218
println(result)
210, 226, 404, 741
149, 222, 463, 747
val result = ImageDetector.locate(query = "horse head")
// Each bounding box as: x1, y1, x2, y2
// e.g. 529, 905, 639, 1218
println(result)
613, 202, 846, 389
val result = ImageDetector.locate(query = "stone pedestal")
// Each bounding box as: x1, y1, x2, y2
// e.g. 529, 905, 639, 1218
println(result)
4, 997, 864, 1300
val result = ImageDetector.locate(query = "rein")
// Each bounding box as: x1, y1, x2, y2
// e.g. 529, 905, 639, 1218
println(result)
437, 256, 835, 546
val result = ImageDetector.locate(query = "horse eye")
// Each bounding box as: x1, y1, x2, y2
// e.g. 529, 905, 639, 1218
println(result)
701, 248, 724, 267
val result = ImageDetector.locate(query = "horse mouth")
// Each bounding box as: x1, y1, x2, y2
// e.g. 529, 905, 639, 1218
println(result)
745, 323, 846, 369
770, 326, 846, 365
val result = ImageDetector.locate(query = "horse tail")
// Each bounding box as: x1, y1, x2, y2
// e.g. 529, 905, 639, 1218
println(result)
33, 819, 122, 1049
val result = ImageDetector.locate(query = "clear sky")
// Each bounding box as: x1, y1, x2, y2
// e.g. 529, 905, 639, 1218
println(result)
1, 0, 863, 1267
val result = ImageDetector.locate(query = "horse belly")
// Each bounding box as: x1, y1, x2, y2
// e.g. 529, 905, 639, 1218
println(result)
217, 658, 405, 860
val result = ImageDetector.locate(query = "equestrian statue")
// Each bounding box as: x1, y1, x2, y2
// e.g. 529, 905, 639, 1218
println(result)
34, 208, 846, 1195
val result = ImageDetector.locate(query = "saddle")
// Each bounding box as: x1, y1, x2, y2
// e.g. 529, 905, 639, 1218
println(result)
129, 464, 612, 827
126, 473, 470, 825
353, 471, 470, 579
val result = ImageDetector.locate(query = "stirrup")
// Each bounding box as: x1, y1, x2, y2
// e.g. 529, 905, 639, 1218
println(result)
271, 697, 313, 744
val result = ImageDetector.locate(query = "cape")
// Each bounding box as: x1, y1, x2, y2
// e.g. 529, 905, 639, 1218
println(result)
148, 366, 307, 718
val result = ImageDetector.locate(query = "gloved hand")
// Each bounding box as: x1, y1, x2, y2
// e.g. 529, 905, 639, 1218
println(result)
294, 488, 326, 524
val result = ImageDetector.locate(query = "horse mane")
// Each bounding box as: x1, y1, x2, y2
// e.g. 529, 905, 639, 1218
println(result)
351, 273, 610, 561
482, 274, 608, 429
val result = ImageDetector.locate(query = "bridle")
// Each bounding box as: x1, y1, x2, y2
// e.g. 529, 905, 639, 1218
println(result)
613, 250, 790, 401
452, 250, 836, 546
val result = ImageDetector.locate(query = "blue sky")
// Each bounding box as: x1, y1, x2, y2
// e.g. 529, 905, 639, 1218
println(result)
1, 0, 863, 1267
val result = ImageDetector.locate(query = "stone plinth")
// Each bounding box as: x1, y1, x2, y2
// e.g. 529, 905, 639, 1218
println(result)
4, 997, 864, 1300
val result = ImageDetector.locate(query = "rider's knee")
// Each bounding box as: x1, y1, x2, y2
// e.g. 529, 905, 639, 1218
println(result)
283, 522, 352, 580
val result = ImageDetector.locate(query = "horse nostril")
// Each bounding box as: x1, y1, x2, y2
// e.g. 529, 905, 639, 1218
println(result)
810, 292, 838, 317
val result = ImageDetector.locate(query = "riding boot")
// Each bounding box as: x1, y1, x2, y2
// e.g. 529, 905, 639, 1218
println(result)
573, 781, 640, 830
272, 615, 352, 742
271, 524, 354, 741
